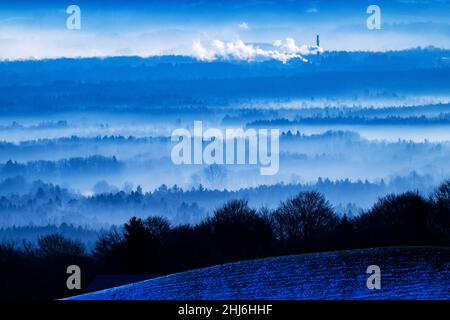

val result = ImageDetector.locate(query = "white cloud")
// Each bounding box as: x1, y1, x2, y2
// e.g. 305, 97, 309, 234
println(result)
273, 38, 322, 56
192, 38, 323, 63
238, 22, 250, 30
192, 40, 215, 61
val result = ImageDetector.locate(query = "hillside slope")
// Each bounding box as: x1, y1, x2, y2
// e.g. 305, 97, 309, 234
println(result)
69, 247, 450, 300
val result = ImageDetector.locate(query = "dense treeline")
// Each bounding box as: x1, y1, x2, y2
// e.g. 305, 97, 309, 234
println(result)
0, 172, 437, 227
1, 180, 449, 299
247, 114, 450, 126
0, 156, 123, 178
222, 103, 450, 125
0, 224, 102, 251
1, 49, 450, 114
2, 49, 449, 86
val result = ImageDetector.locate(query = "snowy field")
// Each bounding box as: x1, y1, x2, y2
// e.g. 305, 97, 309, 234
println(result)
69, 247, 450, 300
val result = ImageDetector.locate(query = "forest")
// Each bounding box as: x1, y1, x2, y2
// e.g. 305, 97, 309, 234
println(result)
0, 49, 449, 299
0, 180, 448, 299
0, 171, 439, 228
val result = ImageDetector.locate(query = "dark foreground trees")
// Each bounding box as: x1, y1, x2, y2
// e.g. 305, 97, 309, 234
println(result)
94, 183, 449, 276
271, 191, 339, 252
200, 200, 275, 263
0, 234, 93, 300
1, 180, 449, 299
354, 192, 431, 246
354, 183, 450, 247
430, 180, 450, 243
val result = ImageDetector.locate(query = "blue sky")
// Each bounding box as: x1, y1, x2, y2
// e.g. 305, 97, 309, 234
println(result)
0, 0, 449, 59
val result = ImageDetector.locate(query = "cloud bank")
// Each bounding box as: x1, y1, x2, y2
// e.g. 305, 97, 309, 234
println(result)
192, 38, 323, 63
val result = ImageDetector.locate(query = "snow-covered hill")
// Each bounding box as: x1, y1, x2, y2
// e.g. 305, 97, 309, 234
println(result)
69, 247, 450, 300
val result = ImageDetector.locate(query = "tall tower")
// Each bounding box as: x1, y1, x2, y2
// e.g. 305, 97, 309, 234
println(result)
316, 34, 320, 47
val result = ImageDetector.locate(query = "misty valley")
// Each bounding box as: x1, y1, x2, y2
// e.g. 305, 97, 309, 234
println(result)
0, 49, 449, 247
